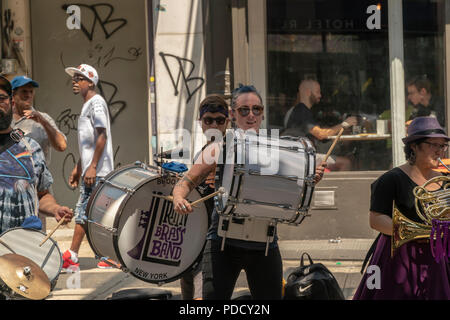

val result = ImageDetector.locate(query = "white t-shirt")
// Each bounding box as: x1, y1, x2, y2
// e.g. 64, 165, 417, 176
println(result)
78, 94, 114, 177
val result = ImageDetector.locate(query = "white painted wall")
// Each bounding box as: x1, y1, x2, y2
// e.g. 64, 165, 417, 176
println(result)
29, 0, 149, 207
152, 0, 207, 163
1, 0, 33, 76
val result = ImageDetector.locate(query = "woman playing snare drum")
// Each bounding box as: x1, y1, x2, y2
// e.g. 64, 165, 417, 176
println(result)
173, 84, 326, 300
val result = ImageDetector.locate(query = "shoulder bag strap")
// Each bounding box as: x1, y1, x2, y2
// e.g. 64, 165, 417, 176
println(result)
360, 233, 381, 274
0, 129, 24, 155
14, 132, 40, 218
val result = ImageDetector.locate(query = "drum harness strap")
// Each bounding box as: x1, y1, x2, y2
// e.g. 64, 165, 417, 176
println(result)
18, 132, 40, 221
0, 129, 23, 155
360, 233, 381, 274
0, 129, 29, 233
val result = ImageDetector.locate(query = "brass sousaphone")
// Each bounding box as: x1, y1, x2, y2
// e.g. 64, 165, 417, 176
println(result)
392, 175, 450, 257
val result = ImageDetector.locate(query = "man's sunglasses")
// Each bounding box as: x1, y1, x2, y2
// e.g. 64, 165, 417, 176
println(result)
202, 116, 227, 125
235, 105, 264, 117
72, 75, 89, 83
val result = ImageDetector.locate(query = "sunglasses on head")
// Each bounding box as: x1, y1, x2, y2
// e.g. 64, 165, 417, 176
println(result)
202, 116, 227, 125
235, 105, 264, 117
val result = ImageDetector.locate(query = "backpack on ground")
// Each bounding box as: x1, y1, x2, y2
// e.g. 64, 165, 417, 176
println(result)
284, 252, 345, 300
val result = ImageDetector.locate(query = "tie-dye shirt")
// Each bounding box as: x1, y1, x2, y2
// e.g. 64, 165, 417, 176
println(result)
0, 136, 53, 233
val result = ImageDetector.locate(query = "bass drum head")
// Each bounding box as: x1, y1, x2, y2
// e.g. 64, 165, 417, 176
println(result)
114, 176, 209, 284
0, 228, 62, 284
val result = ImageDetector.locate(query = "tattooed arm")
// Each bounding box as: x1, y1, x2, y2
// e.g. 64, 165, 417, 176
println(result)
172, 143, 219, 214
173, 163, 215, 214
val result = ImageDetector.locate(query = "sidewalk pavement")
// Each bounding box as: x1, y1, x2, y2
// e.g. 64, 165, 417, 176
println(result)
279, 238, 373, 261
50, 225, 374, 261
45, 226, 372, 300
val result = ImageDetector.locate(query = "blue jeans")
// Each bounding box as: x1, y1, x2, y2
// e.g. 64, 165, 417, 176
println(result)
74, 177, 100, 224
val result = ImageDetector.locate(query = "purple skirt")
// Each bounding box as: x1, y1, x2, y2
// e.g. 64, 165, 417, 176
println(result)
353, 234, 450, 300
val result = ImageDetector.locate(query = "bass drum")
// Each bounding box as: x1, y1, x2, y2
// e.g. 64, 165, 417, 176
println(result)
85, 162, 209, 284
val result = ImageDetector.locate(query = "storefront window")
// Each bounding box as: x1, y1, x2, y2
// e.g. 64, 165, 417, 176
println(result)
403, 0, 445, 129
266, 0, 392, 171
266, 0, 447, 171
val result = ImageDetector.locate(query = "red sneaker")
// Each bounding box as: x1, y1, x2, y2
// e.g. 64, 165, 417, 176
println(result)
62, 250, 80, 272
97, 259, 121, 269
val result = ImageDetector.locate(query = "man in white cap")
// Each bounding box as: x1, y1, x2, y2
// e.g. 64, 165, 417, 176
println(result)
62, 64, 115, 270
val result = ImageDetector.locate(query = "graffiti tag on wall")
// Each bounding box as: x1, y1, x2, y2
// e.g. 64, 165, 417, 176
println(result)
159, 52, 205, 104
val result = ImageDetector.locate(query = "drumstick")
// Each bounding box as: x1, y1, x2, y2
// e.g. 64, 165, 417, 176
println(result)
324, 127, 344, 163
152, 187, 226, 207
190, 187, 225, 206
0, 238, 16, 254
152, 193, 174, 201
39, 214, 69, 247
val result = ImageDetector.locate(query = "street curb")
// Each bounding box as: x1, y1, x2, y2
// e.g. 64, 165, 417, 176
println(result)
278, 239, 373, 261
50, 227, 373, 262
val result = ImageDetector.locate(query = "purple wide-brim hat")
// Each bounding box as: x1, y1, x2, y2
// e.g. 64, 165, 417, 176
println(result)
402, 116, 450, 144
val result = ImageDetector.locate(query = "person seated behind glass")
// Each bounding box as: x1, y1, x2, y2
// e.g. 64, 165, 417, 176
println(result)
282, 79, 357, 170
406, 75, 445, 127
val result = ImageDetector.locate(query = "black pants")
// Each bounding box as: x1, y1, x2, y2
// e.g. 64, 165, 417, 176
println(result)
202, 239, 283, 300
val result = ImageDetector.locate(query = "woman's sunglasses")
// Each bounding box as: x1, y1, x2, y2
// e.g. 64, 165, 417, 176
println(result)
202, 116, 227, 125
235, 105, 264, 117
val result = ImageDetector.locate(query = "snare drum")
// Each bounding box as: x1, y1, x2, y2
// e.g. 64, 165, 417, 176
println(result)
85, 162, 209, 284
217, 134, 316, 225
0, 228, 62, 288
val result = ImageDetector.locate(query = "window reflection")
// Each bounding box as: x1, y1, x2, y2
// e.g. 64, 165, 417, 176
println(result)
266, 0, 445, 171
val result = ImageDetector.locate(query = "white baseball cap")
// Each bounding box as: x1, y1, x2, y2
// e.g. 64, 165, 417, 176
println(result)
65, 64, 99, 85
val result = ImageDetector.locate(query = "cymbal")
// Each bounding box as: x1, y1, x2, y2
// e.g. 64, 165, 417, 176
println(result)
0, 253, 50, 300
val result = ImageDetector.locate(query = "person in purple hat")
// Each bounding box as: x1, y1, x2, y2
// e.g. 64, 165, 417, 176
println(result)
353, 116, 450, 300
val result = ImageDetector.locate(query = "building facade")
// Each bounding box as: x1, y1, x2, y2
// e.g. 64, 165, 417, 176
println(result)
1, 0, 447, 240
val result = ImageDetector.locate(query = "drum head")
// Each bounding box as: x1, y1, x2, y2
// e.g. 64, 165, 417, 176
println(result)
108, 169, 209, 284
219, 134, 316, 220
0, 228, 62, 282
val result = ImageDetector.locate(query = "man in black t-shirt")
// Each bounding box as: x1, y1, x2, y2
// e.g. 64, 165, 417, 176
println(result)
283, 79, 357, 169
